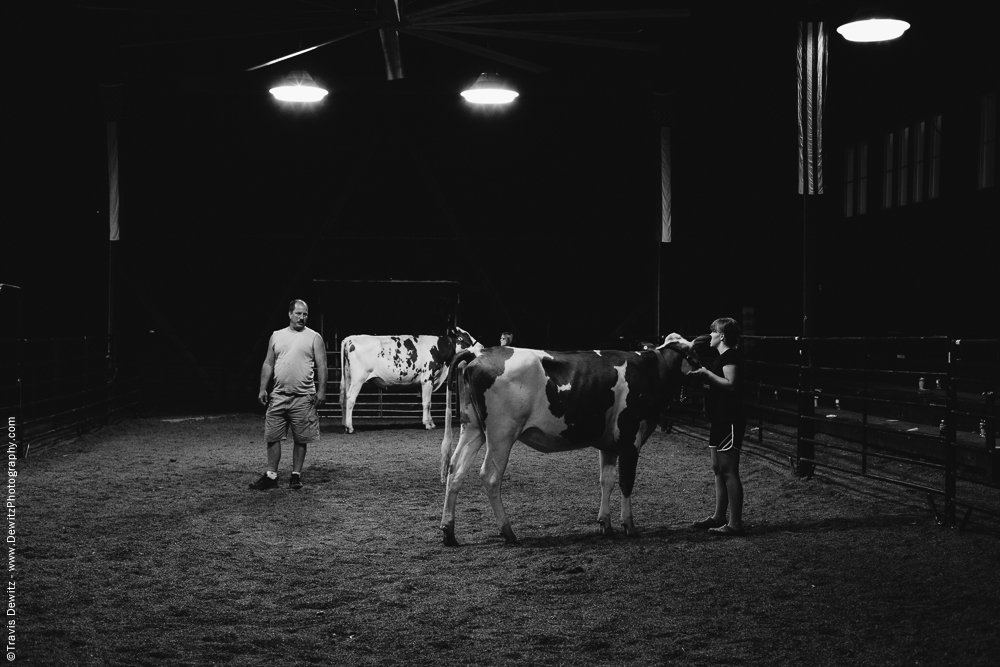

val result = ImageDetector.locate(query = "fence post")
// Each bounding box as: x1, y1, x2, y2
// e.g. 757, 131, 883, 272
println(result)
985, 390, 997, 484
944, 338, 958, 525
861, 337, 869, 475
795, 336, 815, 477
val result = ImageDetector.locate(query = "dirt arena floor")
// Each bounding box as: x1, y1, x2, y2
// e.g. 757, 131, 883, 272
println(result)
16, 414, 1000, 666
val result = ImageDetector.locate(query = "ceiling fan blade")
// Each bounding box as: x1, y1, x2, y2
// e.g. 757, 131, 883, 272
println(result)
380, 28, 404, 79
404, 0, 504, 23
246, 25, 376, 71
426, 25, 660, 52
403, 28, 549, 73
413, 9, 691, 26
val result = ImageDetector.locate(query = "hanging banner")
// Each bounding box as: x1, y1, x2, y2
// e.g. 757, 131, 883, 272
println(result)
797, 21, 828, 195
107, 121, 120, 241
660, 127, 672, 242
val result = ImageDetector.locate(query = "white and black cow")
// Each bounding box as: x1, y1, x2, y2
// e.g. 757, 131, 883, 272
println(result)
340, 327, 481, 434
439, 334, 706, 546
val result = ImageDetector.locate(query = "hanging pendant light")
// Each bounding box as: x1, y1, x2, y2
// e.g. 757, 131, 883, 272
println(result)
269, 70, 328, 102
836, 7, 909, 42
460, 73, 518, 104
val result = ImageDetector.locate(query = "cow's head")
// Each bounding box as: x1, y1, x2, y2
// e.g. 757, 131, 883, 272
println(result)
658, 332, 718, 375
451, 327, 483, 353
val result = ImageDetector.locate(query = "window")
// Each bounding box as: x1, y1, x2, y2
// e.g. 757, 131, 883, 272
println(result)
883, 132, 894, 209
929, 115, 942, 199
883, 115, 942, 208
899, 126, 910, 206
912, 121, 925, 203
980, 92, 996, 189
845, 141, 868, 217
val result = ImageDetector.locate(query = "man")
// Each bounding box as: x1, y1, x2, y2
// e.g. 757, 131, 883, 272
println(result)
500, 331, 514, 346
249, 299, 327, 490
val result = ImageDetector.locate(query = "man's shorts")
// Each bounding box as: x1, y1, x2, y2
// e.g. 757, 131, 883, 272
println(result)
709, 418, 746, 453
265, 392, 320, 444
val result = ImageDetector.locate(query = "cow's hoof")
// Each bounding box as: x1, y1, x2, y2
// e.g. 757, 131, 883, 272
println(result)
597, 521, 615, 536
622, 524, 638, 538
425, 423, 436, 430
343, 427, 354, 435
500, 525, 518, 544
442, 526, 459, 547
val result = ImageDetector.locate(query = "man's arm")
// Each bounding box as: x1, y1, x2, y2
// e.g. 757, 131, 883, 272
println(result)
259, 334, 276, 405
314, 333, 328, 404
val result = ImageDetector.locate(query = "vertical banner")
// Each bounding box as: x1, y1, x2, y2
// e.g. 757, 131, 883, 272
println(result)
797, 21, 828, 195
107, 121, 120, 241
660, 127, 672, 242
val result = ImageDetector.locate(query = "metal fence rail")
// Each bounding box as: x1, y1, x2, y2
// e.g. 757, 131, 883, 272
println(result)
708, 335, 999, 528
1, 336, 141, 457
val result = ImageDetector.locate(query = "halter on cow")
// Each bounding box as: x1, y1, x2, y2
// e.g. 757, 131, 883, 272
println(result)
339, 327, 481, 434
438, 334, 709, 546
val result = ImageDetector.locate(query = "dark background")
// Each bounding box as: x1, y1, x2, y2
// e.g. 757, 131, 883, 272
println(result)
6, 1, 997, 406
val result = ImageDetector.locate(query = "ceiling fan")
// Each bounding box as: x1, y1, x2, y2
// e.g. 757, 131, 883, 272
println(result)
246, 0, 689, 82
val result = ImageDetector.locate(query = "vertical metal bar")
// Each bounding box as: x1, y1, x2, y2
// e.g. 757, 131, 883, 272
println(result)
944, 338, 957, 525
861, 337, 869, 475
796, 336, 815, 476
985, 390, 997, 483
756, 339, 763, 447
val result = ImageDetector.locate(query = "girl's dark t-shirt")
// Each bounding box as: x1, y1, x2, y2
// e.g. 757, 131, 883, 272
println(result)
706, 346, 744, 423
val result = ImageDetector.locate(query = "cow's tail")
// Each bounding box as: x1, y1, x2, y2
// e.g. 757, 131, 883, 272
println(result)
339, 338, 350, 413
441, 348, 476, 484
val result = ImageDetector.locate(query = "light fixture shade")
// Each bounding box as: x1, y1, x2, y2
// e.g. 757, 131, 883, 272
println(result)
837, 7, 909, 43
269, 70, 328, 102
461, 73, 518, 104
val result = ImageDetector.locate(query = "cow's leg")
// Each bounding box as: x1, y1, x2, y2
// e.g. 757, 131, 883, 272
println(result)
343, 376, 366, 434
421, 381, 435, 429
597, 450, 619, 535
479, 430, 517, 544
617, 443, 640, 536
441, 424, 486, 546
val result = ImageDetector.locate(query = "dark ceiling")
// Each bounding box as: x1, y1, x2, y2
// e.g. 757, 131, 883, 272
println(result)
66, 1, 698, 98
8, 1, 998, 349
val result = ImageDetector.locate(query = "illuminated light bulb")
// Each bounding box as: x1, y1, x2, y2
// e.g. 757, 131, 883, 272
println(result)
461, 73, 518, 105
269, 71, 328, 102
836, 18, 909, 42
460, 88, 519, 104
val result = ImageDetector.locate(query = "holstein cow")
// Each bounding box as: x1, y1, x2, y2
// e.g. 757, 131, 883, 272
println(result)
340, 327, 481, 434
439, 334, 708, 546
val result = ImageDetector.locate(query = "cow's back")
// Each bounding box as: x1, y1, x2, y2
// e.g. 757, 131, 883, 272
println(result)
344, 334, 448, 386
465, 348, 660, 451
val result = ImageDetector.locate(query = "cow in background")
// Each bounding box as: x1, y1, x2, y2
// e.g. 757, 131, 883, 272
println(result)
340, 328, 481, 434
439, 334, 706, 546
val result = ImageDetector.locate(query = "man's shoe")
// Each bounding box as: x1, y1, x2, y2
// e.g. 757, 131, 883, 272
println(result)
691, 516, 727, 530
248, 474, 278, 490
289, 473, 303, 490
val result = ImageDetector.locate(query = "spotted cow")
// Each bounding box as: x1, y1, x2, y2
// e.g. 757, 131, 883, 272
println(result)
339, 328, 481, 434
439, 334, 705, 546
